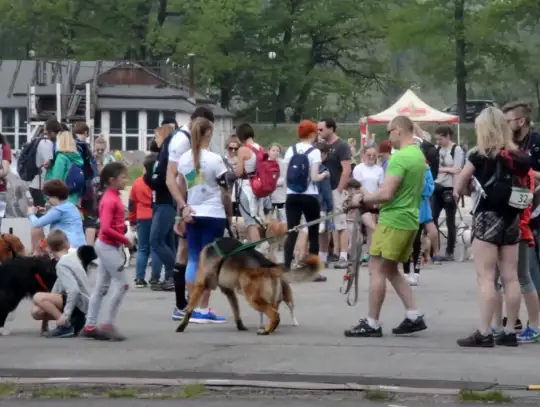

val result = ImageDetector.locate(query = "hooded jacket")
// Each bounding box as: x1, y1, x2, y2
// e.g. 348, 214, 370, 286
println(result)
46, 151, 85, 205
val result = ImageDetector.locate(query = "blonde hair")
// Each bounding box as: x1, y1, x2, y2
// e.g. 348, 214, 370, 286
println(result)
269, 142, 283, 153
95, 136, 107, 147
191, 117, 214, 174
56, 131, 77, 153
225, 134, 240, 149
475, 107, 516, 158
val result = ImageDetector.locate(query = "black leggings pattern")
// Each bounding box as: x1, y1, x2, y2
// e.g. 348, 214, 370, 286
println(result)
284, 194, 320, 268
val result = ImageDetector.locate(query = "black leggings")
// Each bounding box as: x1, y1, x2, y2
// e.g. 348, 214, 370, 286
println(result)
403, 224, 423, 275
284, 194, 320, 268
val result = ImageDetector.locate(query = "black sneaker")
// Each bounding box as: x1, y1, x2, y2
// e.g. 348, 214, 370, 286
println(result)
328, 253, 339, 263
344, 319, 383, 338
457, 330, 494, 348
149, 278, 159, 286
441, 254, 454, 262
495, 331, 518, 347
391, 315, 427, 335
134, 278, 147, 288
502, 317, 523, 331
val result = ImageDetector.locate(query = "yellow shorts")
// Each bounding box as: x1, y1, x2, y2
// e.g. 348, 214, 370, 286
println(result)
369, 224, 417, 263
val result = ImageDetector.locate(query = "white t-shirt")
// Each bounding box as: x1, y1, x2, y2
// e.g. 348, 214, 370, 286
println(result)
177, 149, 228, 218
283, 142, 321, 195
352, 163, 384, 193
168, 125, 191, 166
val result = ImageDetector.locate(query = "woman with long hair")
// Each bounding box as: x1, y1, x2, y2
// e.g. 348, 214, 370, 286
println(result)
177, 117, 230, 323
453, 107, 525, 347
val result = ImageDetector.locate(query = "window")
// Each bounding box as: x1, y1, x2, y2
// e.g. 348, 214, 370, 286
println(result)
109, 136, 122, 151
94, 110, 102, 134
125, 110, 139, 133
126, 136, 139, 151
5, 135, 15, 148
18, 108, 27, 131
110, 110, 122, 133
2, 108, 15, 132
147, 110, 160, 132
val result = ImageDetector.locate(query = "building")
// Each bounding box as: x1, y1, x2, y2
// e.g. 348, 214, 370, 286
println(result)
0, 60, 233, 153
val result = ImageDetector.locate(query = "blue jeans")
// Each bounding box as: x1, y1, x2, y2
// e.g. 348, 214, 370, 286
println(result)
135, 219, 163, 281
150, 204, 176, 279
186, 217, 226, 282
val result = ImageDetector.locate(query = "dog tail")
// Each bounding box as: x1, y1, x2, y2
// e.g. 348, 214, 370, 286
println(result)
282, 255, 322, 283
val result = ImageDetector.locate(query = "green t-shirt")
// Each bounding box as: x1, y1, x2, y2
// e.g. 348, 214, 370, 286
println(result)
378, 144, 426, 231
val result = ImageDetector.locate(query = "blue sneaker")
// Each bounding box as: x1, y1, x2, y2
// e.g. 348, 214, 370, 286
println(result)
190, 310, 226, 324
49, 325, 75, 338
172, 307, 187, 321
518, 327, 540, 343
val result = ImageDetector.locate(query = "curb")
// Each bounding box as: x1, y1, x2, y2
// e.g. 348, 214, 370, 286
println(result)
0, 376, 460, 396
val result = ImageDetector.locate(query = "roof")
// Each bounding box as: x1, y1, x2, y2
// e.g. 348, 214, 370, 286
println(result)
363, 89, 460, 124
0, 60, 232, 117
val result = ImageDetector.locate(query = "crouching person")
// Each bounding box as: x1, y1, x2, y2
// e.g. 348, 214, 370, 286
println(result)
31, 230, 90, 338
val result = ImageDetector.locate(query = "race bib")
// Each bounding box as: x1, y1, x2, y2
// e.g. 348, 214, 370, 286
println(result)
508, 187, 533, 209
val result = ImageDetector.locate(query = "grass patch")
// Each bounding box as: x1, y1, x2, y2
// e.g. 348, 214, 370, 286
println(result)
31, 387, 82, 399
458, 389, 512, 403
128, 166, 144, 185
0, 383, 15, 397
182, 383, 205, 398
107, 388, 138, 398
363, 390, 394, 401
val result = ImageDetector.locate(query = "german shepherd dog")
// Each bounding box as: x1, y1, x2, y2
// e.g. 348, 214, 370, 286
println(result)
176, 237, 321, 335
0, 245, 97, 336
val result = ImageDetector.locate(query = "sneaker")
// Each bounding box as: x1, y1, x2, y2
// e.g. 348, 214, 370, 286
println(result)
134, 278, 147, 288
149, 278, 159, 286
457, 330, 495, 348
189, 310, 226, 324
344, 318, 383, 338
48, 325, 75, 338
392, 315, 427, 335
328, 253, 339, 263
172, 306, 187, 321
518, 327, 540, 343
431, 256, 442, 265
441, 254, 454, 262
334, 257, 349, 269
496, 331, 518, 347
406, 274, 419, 286
313, 275, 327, 282
491, 328, 503, 338
79, 326, 110, 341
362, 254, 370, 263
161, 278, 175, 291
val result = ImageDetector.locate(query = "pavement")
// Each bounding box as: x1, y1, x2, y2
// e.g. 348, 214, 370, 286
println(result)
0, 250, 539, 392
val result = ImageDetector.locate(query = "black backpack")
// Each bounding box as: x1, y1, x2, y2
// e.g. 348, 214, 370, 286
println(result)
75, 139, 94, 180
17, 137, 44, 181
420, 140, 439, 180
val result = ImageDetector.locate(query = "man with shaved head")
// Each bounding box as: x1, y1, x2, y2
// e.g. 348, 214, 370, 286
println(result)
345, 115, 427, 338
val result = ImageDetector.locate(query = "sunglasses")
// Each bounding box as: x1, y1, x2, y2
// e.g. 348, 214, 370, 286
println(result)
228, 146, 238, 151
387, 128, 396, 136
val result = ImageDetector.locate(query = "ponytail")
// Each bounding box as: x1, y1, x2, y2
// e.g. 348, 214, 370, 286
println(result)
190, 117, 213, 174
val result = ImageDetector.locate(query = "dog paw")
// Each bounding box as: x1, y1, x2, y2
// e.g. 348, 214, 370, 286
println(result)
236, 321, 248, 331
257, 328, 270, 336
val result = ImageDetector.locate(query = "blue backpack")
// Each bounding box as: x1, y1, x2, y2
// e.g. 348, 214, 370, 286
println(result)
65, 162, 86, 195
286, 145, 314, 193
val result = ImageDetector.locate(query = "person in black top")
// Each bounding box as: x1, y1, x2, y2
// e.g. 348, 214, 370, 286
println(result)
453, 107, 524, 348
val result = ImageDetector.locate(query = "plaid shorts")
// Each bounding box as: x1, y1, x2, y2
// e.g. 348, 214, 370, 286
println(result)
473, 211, 520, 247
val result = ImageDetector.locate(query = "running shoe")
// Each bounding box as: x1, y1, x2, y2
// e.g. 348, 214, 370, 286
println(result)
134, 278, 147, 288
392, 315, 427, 335
457, 330, 494, 348
518, 327, 540, 343
495, 331, 518, 347
48, 325, 75, 338
189, 311, 226, 324
344, 318, 383, 338
172, 306, 187, 321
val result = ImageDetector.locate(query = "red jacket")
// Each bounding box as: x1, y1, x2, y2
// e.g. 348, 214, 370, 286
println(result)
99, 188, 129, 247
520, 170, 534, 246
128, 177, 153, 224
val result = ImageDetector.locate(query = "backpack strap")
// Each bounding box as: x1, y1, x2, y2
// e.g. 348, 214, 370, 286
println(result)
177, 129, 191, 144
304, 146, 315, 156
292, 144, 297, 155
450, 144, 457, 159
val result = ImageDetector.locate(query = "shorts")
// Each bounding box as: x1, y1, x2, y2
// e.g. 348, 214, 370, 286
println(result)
61, 294, 86, 334
332, 189, 347, 231
82, 215, 98, 230
238, 191, 260, 227
29, 187, 46, 207
370, 224, 417, 263
473, 211, 520, 247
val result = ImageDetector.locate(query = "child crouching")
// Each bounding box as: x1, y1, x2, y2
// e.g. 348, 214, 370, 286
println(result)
31, 229, 90, 338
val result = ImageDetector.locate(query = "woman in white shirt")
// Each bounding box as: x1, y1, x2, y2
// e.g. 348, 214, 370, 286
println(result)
352, 145, 384, 250
283, 120, 329, 270
177, 117, 231, 324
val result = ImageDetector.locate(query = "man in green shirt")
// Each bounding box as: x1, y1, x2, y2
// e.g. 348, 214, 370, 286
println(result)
344, 115, 427, 338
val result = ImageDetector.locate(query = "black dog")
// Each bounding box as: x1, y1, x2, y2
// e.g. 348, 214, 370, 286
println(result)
0, 245, 97, 335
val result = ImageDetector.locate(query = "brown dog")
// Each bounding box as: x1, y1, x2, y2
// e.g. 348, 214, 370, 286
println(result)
176, 237, 321, 335
0, 234, 26, 262
229, 218, 287, 262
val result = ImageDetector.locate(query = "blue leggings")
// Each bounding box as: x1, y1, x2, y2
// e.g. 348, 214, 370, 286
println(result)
186, 216, 227, 282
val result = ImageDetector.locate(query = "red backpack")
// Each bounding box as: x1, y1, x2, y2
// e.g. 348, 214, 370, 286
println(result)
246, 144, 280, 198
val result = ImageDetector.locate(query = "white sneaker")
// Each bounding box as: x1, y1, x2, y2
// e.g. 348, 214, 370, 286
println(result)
406, 274, 419, 286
